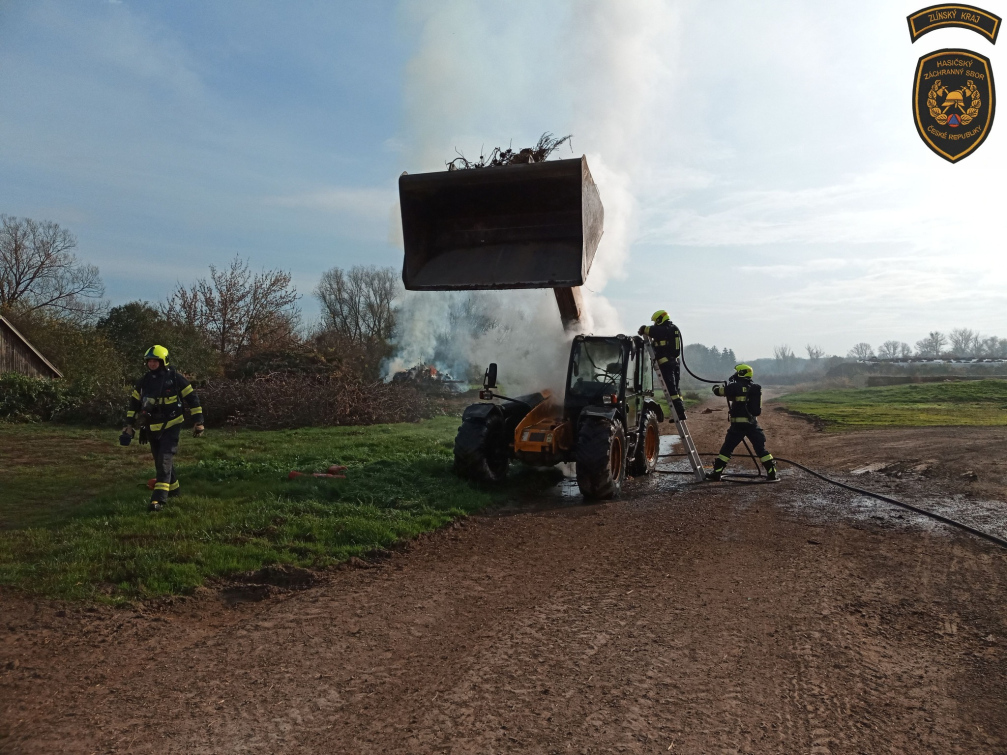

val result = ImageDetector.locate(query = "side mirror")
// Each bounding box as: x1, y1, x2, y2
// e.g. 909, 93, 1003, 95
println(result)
483, 363, 498, 389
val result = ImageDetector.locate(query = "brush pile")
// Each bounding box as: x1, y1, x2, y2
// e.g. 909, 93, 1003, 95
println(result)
199, 373, 437, 430
447, 132, 572, 170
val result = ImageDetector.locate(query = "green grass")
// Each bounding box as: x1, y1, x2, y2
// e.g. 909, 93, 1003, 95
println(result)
0, 417, 560, 602
776, 379, 1007, 428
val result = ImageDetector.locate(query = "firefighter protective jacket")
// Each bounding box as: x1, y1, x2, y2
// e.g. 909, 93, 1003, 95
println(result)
642, 320, 682, 366
713, 378, 762, 424
125, 367, 203, 432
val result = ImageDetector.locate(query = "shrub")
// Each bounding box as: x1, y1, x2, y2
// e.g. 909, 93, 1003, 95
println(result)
0, 373, 129, 425
54, 379, 130, 426
198, 372, 437, 429
0, 373, 76, 421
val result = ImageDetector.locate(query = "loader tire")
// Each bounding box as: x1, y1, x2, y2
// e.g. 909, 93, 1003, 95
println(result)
575, 417, 626, 500
629, 411, 660, 477
453, 415, 510, 483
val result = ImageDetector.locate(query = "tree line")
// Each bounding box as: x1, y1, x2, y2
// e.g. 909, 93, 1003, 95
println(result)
846, 329, 1007, 360
6, 212, 1004, 422
768, 329, 1007, 374
0, 214, 403, 382
0, 214, 413, 425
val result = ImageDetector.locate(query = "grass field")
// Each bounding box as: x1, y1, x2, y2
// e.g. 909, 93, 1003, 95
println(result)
0, 417, 559, 602
776, 379, 1007, 428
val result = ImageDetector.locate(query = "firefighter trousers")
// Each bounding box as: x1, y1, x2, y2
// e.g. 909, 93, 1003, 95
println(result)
149, 427, 181, 504
658, 361, 687, 420
713, 423, 775, 472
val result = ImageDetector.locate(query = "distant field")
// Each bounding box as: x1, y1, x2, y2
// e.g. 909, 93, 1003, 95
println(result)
0, 417, 558, 602
776, 379, 1007, 428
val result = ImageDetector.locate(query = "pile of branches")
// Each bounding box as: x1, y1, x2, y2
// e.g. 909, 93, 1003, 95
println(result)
447, 132, 572, 170
199, 372, 438, 430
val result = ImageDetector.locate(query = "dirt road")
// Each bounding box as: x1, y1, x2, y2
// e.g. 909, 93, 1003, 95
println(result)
3, 406, 1007, 754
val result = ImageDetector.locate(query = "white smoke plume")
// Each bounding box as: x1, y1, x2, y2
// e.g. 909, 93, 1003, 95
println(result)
389, 0, 678, 393
385, 289, 571, 393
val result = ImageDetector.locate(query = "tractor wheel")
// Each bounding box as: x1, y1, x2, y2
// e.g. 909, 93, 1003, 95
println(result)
453, 415, 510, 483
575, 417, 627, 500
630, 411, 660, 477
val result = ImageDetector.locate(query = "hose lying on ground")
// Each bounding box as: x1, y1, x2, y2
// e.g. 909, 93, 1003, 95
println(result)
655, 452, 1007, 550
774, 457, 1007, 550
666, 329, 1007, 548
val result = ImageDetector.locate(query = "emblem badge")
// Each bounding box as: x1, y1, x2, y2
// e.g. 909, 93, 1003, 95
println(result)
913, 48, 996, 162
907, 4, 1001, 44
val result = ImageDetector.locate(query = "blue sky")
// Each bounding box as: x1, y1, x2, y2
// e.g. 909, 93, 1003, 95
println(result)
2, 1, 1005, 359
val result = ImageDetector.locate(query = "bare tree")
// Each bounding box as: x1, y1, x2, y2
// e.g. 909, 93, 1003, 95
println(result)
805, 344, 824, 360
915, 331, 947, 357
847, 342, 875, 360
899, 342, 913, 358
877, 340, 903, 360
981, 335, 1007, 358
315, 265, 398, 346
165, 256, 300, 360
948, 327, 981, 357
773, 344, 797, 373
0, 215, 104, 319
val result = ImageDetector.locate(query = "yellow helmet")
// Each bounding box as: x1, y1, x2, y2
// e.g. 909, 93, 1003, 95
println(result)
144, 345, 169, 366
650, 309, 669, 324
734, 363, 753, 379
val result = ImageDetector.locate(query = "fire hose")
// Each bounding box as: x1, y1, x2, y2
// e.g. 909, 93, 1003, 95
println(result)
656, 451, 1007, 550
666, 331, 1007, 548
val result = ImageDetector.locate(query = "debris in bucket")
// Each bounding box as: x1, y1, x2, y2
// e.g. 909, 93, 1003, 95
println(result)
447, 132, 572, 170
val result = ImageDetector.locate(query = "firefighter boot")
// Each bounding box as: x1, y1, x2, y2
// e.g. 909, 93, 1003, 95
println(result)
672, 397, 687, 422
149, 480, 170, 511
763, 455, 779, 482
708, 455, 729, 481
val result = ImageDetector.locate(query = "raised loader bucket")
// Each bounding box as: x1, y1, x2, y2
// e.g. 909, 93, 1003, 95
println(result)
399, 156, 604, 290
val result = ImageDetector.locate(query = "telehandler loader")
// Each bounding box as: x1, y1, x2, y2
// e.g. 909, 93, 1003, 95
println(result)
398, 153, 700, 497
455, 335, 664, 498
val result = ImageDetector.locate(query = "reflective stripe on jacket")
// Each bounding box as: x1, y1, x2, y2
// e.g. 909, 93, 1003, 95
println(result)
642, 320, 682, 364
125, 367, 203, 429
713, 378, 762, 424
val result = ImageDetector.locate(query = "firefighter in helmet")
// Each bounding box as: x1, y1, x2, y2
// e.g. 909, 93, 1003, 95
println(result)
120, 345, 204, 511
708, 363, 777, 481
638, 310, 687, 421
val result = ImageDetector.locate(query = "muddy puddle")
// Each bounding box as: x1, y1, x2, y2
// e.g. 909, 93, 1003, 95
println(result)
773, 474, 1007, 543
489, 434, 1007, 545
489, 435, 699, 515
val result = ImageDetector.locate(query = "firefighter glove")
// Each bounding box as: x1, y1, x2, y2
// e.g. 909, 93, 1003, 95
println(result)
192, 424, 205, 438
637, 325, 646, 336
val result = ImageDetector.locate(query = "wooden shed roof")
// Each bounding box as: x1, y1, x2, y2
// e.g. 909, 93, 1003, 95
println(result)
0, 315, 63, 378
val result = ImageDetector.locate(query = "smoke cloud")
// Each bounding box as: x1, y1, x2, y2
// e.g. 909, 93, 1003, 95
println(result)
389, 0, 679, 392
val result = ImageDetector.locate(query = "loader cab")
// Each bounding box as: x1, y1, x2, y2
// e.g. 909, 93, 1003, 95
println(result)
564, 335, 630, 423
628, 335, 656, 428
